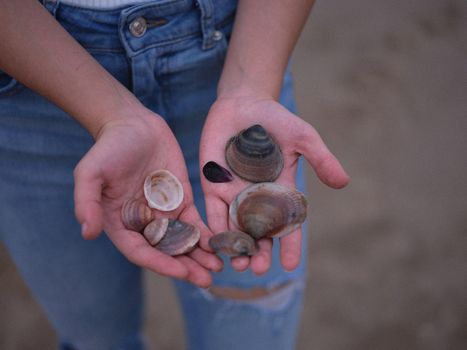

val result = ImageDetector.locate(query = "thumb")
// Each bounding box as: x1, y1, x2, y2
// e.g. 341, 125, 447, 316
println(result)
295, 119, 350, 189
73, 161, 104, 240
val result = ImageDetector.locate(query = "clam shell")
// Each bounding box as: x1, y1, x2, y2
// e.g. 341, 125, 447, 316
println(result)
121, 198, 154, 232
229, 183, 307, 239
209, 231, 258, 257
143, 170, 184, 211
153, 219, 200, 256
143, 217, 169, 245
225, 124, 283, 182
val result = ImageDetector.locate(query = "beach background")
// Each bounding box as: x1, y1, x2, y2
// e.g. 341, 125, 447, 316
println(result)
1, 0, 466, 349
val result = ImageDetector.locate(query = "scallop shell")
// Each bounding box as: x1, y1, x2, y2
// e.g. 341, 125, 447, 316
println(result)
121, 198, 154, 232
143, 170, 184, 211
229, 183, 307, 239
225, 124, 284, 182
143, 218, 200, 256
209, 231, 258, 257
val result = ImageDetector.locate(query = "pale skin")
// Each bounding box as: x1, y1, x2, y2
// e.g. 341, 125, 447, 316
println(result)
201, 0, 349, 275
0, 0, 348, 289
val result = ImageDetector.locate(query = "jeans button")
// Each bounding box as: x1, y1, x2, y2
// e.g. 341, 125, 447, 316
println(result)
212, 30, 223, 42
129, 17, 147, 37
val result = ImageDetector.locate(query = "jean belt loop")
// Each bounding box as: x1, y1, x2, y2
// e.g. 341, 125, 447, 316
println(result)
42, 0, 60, 17
196, 0, 215, 50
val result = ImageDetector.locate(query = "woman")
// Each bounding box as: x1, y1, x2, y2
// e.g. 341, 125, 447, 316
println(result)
0, 0, 348, 349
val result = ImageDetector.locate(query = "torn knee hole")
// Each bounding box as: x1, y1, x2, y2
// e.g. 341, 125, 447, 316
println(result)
209, 281, 293, 301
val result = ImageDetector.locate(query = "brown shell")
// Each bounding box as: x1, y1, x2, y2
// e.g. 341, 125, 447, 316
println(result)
152, 219, 200, 256
209, 231, 258, 257
143, 170, 184, 211
225, 124, 283, 182
229, 183, 307, 239
121, 198, 154, 232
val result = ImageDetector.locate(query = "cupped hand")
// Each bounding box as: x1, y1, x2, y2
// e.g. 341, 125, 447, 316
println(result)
73, 110, 222, 288
200, 96, 349, 275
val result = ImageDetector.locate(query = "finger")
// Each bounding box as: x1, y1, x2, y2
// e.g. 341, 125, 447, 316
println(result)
108, 229, 189, 279
250, 238, 273, 275
176, 255, 213, 288
295, 120, 349, 189
205, 194, 229, 234
230, 255, 250, 272
73, 162, 104, 240
279, 228, 302, 271
188, 247, 223, 272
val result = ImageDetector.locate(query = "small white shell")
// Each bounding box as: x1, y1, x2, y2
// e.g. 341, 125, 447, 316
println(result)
143, 170, 184, 211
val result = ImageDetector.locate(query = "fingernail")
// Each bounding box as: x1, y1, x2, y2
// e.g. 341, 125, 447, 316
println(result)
81, 222, 88, 237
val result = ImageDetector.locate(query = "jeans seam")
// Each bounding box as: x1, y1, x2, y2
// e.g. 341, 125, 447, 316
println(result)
125, 32, 199, 57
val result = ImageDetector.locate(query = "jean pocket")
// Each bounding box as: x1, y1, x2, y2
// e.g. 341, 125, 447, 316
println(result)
0, 70, 23, 98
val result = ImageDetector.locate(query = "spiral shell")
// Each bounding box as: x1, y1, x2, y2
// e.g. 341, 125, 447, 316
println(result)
209, 231, 258, 257
143, 170, 184, 211
229, 182, 307, 239
121, 198, 154, 232
225, 124, 283, 182
142, 218, 200, 256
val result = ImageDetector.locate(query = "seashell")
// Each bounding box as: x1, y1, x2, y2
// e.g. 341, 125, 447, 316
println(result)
143, 170, 184, 211
121, 198, 154, 232
143, 218, 200, 256
202, 161, 233, 183
143, 217, 168, 245
209, 231, 258, 257
225, 124, 283, 182
229, 182, 307, 239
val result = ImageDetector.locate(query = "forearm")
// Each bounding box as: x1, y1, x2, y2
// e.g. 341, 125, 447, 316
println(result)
218, 0, 315, 100
0, 0, 144, 138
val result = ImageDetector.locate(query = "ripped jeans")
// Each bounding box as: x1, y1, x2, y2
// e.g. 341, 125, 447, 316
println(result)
0, 1, 307, 349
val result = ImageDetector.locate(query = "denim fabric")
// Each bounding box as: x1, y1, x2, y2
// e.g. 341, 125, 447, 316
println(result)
0, 1, 307, 349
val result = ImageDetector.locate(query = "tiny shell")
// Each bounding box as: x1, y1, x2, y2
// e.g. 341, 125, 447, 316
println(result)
154, 219, 200, 256
143, 217, 169, 245
225, 124, 283, 182
143, 170, 184, 211
202, 161, 233, 183
121, 198, 154, 232
229, 182, 307, 239
209, 231, 258, 257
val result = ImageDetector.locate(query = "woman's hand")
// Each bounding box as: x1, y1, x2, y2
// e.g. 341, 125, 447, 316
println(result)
200, 96, 349, 275
73, 110, 223, 288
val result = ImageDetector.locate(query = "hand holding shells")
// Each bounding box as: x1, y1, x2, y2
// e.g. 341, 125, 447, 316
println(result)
74, 114, 221, 288
199, 98, 349, 273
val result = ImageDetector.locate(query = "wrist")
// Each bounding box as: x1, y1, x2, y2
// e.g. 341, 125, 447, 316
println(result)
217, 66, 279, 102
93, 102, 162, 141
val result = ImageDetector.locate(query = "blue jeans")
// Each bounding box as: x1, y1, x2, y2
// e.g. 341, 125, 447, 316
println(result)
0, 1, 308, 349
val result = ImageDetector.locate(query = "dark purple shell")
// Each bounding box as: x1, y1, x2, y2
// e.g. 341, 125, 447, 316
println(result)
225, 124, 283, 182
202, 161, 233, 183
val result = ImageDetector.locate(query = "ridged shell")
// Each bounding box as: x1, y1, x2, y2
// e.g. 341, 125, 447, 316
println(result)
225, 124, 284, 182
209, 231, 258, 257
121, 198, 154, 232
143, 170, 184, 211
149, 218, 200, 256
229, 183, 307, 239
